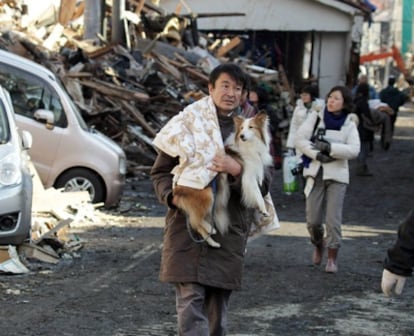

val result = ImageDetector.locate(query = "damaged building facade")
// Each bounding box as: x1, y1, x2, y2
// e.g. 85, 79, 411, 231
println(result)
160, 0, 373, 97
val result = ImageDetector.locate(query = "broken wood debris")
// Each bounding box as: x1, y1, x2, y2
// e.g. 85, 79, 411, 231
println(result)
0, 1, 295, 271
0, 0, 292, 174
1, 162, 96, 270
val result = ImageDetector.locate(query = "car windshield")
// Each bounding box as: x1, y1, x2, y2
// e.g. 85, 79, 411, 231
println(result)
50, 74, 89, 131
0, 100, 10, 144
57, 79, 89, 131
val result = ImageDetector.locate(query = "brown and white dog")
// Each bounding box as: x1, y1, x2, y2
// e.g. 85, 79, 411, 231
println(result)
174, 112, 273, 248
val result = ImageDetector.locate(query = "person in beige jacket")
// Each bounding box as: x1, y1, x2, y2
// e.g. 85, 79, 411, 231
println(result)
295, 85, 360, 273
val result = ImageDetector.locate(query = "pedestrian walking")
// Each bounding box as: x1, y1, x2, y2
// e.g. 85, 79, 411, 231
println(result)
379, 75, 408, 135
285, 85, 324, 187
352, 73, 378, 99
295, 86, 360, 273
353, 83, 374, 176
150, 63, 273, 335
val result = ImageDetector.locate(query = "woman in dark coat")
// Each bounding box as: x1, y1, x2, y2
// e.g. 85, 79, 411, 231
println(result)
353, 83, 374, 176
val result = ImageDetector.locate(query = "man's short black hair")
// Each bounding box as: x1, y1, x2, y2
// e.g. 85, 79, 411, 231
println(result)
388, 76, 396, 86
209, 63, 247, 90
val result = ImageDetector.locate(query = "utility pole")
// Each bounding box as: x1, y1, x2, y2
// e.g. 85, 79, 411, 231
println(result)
112, 0, 126, 45
383, 2, 396, 88
84, 0, 102, 41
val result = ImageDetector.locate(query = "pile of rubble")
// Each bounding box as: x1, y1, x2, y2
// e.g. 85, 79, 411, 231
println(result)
0, 161, 95, 274
0, 0, 294, 174
0, 0, 299, 272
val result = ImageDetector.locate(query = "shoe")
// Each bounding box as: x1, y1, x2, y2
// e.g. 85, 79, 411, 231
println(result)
356, 165, 373, 176
312, 244, 324, 265
357, 170, 373, 177
382, 140, 391, 150
325, 259, 338, 273
325, 248, 338, 273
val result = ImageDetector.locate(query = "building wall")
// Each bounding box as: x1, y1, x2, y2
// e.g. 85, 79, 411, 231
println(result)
160, 0, 362, 95
402, 0, 413, 53
160, 0, 358, 32
312, 32, 348, 97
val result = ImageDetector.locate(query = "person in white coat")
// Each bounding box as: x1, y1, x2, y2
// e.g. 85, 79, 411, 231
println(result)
286, 85, 322, 152
295, 86, 360, 273
286, 85, 324, 187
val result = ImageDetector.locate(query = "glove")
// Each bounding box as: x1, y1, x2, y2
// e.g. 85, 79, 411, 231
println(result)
313, 139, 331, 154
316, 152, 335, 163
381, 269, 407, 297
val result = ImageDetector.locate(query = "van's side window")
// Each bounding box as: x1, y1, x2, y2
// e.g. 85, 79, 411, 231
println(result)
0, 63, 67, 128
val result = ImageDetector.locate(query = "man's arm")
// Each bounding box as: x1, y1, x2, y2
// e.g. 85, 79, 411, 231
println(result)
150, 151, 178, 208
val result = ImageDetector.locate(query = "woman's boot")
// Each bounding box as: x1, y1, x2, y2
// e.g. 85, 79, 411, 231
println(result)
325, 248, 338, 273
312, 243, 324, 265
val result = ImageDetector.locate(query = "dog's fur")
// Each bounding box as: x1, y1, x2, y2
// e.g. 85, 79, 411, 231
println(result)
174, 112, 273, 248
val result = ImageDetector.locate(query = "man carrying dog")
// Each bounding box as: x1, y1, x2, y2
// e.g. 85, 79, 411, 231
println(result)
150, 63, 273, 335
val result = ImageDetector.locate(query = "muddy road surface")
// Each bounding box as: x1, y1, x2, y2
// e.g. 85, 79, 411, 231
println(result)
1, 105, 414, 336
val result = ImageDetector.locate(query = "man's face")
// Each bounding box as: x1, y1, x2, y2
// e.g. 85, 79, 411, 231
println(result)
209, 73, 243, 116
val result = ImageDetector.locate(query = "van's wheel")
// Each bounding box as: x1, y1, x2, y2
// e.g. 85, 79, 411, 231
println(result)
54, 168, 105, 204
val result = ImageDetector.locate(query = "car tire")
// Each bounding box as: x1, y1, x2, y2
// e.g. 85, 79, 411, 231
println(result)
54, 168, 105, 204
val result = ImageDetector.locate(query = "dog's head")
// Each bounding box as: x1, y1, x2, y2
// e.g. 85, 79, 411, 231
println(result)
233, 111, 270, 146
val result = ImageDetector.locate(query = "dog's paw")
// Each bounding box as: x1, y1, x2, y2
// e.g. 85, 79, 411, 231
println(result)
207, 238, 221, 248
201, 221, 217, 235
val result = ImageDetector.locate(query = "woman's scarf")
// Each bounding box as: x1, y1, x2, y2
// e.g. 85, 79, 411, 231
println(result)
323, 107, 347, 130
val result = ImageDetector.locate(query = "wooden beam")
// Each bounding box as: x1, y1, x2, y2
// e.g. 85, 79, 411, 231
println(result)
216, 36, 241, 58
80, 79, 150, 102
119, 100, 157, 138
31, 219, 73, 245
59, 0, 78, 26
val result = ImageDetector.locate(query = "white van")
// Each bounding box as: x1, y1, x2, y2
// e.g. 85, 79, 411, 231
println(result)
0, 49, 126, 208
0, 85, 33, 245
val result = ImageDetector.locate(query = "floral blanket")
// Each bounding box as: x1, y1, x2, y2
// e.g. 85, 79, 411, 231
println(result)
152, 96, 224, 189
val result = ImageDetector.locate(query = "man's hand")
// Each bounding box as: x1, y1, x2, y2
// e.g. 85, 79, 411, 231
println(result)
316, 152, 335, 163
312, 139, 331, 154
210, 154, 242, 177
381, 269, 407, 297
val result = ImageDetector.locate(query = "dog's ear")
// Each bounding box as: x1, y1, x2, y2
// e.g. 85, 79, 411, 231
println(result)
255, 111, 269, 126
233, 115, 244, 128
